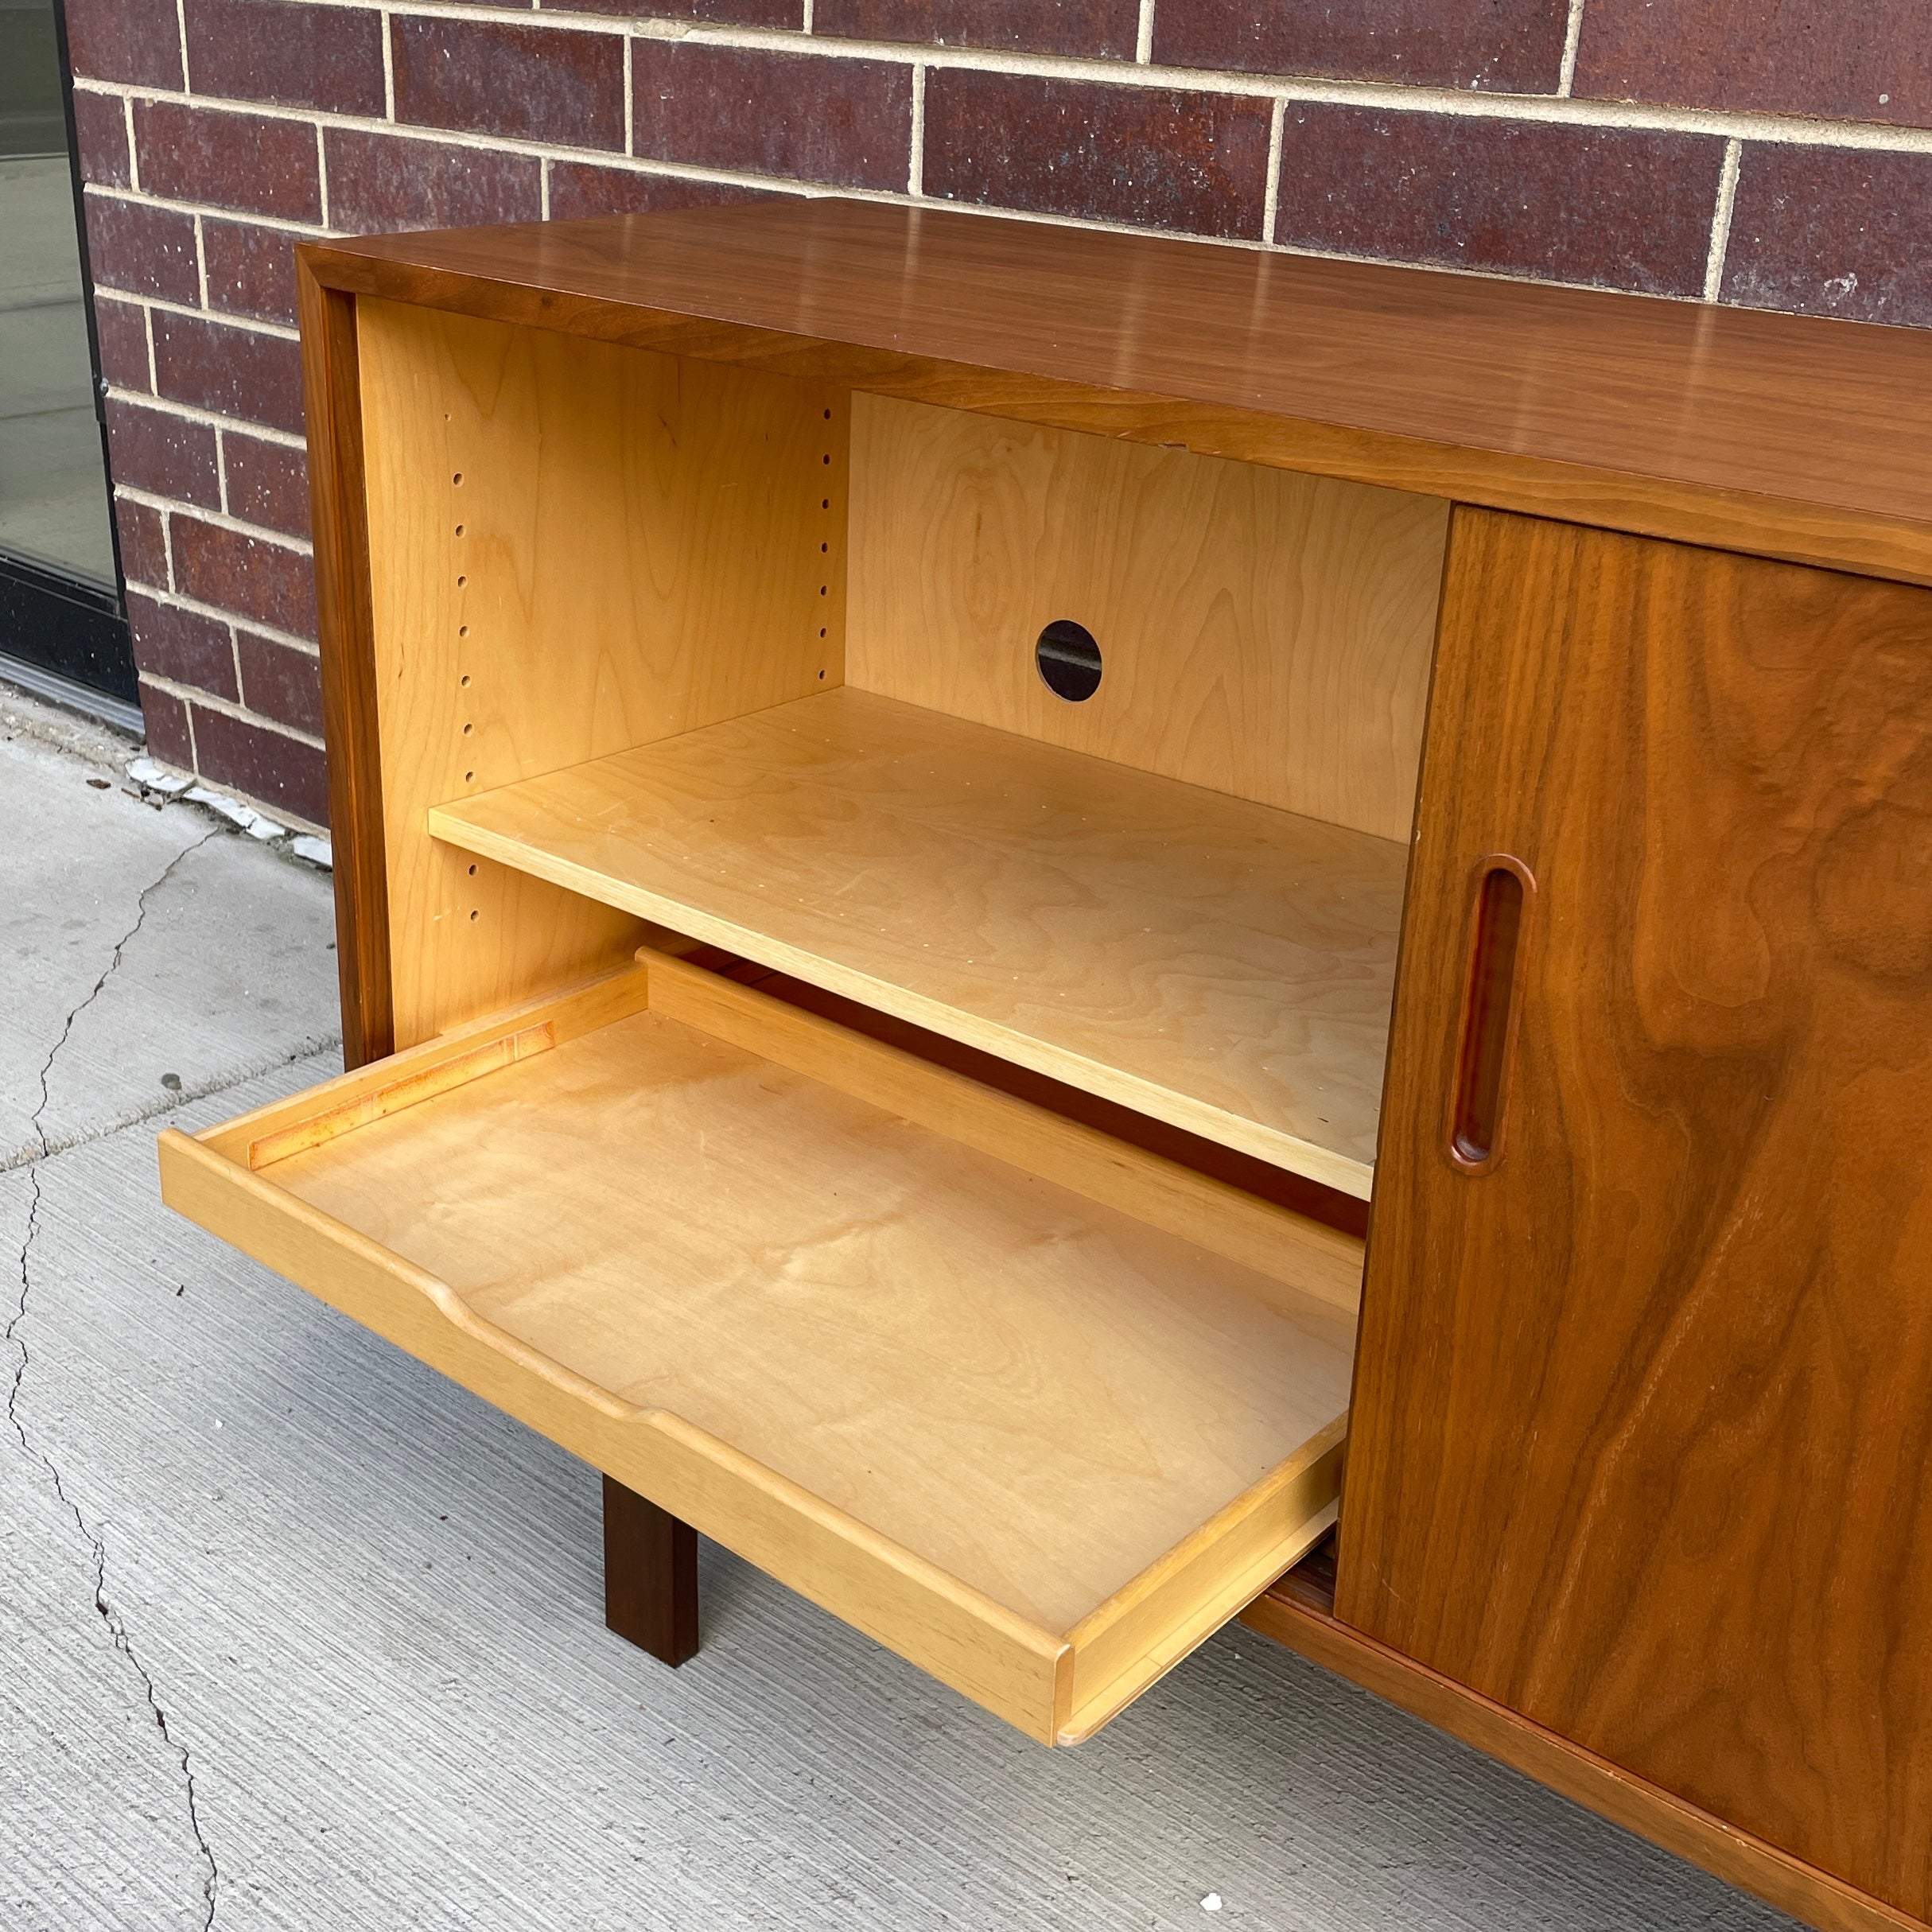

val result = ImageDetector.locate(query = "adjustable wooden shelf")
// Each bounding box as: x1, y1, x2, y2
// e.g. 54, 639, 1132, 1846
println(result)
157, 200, 1932, 1930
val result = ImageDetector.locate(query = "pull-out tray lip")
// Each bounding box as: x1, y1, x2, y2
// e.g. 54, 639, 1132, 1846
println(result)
158, 953, 1354, 1744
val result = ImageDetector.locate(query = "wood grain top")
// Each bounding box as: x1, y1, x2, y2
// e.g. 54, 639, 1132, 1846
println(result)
305, 198, 1932, 583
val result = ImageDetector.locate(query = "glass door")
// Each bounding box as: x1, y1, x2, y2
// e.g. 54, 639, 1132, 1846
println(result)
0, 0, 138, 716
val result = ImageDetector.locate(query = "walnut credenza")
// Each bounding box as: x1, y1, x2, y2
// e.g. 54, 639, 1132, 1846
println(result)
159, 200, 1932, 1931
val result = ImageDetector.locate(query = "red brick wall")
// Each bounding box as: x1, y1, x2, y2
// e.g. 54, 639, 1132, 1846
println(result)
63, 0, 1932, 828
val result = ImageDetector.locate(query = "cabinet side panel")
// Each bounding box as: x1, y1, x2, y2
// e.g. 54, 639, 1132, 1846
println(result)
845, 394, 1447, 844
297, 266, 390, 1065
1339, 507, 1932, 1918
357, 299, 847, 1046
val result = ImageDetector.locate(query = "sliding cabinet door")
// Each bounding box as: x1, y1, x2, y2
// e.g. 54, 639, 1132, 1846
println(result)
1341, 507, 1932, 1917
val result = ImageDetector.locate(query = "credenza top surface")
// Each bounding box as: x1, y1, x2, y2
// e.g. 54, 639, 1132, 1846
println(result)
307, 196, 1932, 577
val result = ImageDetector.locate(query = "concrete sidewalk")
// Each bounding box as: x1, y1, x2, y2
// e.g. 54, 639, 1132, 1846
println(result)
0, 687, 1795, 1932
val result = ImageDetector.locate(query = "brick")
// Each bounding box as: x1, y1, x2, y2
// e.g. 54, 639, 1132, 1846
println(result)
324, 130, 543, 234
632, 42, 914, 192
551, 0, 795, 21
188, 706, 329, 825
1271, 107, 1725, 297
104, 397, 220, 509
223, 431, 310, 539
134, 101, 323, 224
1722, 146, 1932, 329
83, 192, 200, 305
152, 312, 304, 435
72, 89, 131, 189
816, 0, 1137, 53
235, 631, 324, 735
64, 0, 181, 87
546, 164, 788, 223
172, 516, 317, 638
181, 0, 387, 115
202, 217, 299, 326
1575, 1, 1932, 130
392, 17, 625, 150
923, 72, 1273, 239
1153, 0, 1569, 91
138, 681, 194, 767
115, 496, 169, 589
126, 591, 238, 700
94, 296, 151, 393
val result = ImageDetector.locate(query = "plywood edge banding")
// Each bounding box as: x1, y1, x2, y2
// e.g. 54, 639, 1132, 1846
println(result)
247, 1021, 556, 1168
1059, 1417, 1347, 1743
200, 960, 654, 1167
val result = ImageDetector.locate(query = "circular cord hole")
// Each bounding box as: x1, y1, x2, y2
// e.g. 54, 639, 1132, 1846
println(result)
1036, 620, 1102, 702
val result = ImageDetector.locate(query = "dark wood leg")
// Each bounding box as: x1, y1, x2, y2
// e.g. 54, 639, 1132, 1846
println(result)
602, 1475, 700, 1666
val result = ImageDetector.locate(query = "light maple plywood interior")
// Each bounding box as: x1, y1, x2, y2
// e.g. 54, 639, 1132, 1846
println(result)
265, 1002, 1358, 1634
356, 299, 848, 1047
430, 688, 1407, 1195
846, 393, 1449, 843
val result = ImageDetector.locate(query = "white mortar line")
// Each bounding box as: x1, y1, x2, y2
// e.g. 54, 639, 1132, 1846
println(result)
70, 40, 1932, 157
83, 181, 332, 239
192, 212, 209, 308
539, 154, 550, 219
116, 483, 315, 558
1262, 95, 1285, 245
104, 387, 308, 448
214, 426, 230, 515
382, 10, 396, 119
1557, 0, 1586, 99
98, 286, 301, 341
622, 28, 633, 156
122, 95, 140, 191
142, 305, 158, 392
316, 125, 330, 227
376, 2, 622, 39
908, 64, 926, 197
175, 0, 190, 90
134, 671, 328, 750
1135, 0, 1154, 64
1703, 137, 1743, 301
133, 584, 319, 655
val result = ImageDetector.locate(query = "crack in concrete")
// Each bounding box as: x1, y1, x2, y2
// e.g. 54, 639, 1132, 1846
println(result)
0, 1032, 344, 1176
5, 830, 222, 1930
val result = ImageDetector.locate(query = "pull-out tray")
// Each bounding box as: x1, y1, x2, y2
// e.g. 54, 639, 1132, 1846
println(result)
159, 950, 1359, 1743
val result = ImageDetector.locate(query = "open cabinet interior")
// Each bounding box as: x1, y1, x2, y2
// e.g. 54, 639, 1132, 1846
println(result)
357, 297, 1448, 1196
165, 296, 1449, 1744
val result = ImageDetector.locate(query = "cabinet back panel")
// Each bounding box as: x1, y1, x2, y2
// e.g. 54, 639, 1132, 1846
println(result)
1342, 508, 1932, 1917
845, 393, 1448, 843
357, 299, 847, 1045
